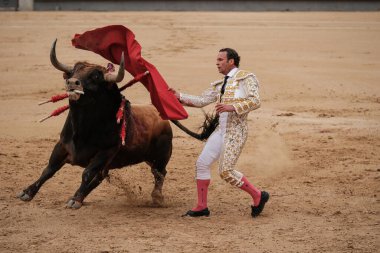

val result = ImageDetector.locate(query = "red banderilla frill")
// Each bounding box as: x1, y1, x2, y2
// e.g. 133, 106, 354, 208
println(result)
38, 93, 69, 105
117, 97, 128, 145
117, 72, 149, 145
116, 98, 126, 124
39, 105, 69, 123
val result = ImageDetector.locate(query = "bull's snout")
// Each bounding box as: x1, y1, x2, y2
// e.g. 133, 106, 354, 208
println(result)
65, 78, 84, 101
66, 78, 81, 86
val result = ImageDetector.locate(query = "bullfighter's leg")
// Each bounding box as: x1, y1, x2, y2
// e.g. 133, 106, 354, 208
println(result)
149, 135, 172, 206
18, 142, 67, 201
219, 130, 269, 217
67, 149, 117, 209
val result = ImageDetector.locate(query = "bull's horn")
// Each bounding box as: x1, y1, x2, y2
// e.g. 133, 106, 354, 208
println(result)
104, 52, 125, 83
50, 39, 73, 73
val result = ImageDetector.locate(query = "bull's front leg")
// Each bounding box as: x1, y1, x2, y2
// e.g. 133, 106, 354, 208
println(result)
18, 141, 67, 201
66, 148, 117, 209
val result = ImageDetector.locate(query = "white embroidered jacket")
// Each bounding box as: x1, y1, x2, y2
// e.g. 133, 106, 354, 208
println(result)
179, 69, 260, 119
179, 70, 260, 177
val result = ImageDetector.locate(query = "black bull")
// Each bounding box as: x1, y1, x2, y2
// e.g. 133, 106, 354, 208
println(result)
18, 40, 199, 209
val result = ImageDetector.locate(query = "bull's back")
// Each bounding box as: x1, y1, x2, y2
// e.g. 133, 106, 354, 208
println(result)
130, 104, 172, 139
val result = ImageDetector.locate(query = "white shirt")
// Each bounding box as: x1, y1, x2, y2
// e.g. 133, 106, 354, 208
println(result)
219, 67, 239, 130
225, 67, 238, 80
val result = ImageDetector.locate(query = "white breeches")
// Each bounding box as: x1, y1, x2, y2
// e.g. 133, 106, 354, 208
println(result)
196, 113, 244, 186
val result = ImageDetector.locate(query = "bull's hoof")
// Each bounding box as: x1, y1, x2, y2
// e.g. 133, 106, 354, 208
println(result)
66, 199, 83, 209
151, 190, 164, 207
17, 191, 33, 201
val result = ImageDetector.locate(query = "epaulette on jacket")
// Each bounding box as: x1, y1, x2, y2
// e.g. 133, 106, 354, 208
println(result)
211, 79, 224, 86
235, 70, 254, 81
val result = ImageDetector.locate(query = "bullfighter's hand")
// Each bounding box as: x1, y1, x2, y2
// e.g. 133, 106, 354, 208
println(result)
215, 103, 235, 114
168, 87, 180, 100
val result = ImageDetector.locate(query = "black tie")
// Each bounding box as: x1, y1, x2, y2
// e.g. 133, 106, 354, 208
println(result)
220, 75, 229, 96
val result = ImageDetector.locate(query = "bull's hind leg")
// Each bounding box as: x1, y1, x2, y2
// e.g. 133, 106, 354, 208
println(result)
18, 142, 67, 201
149, 134, 172, 206
150, 164, 167, 206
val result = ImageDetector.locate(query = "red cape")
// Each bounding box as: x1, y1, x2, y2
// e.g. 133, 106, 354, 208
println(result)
72, 25, 188, 120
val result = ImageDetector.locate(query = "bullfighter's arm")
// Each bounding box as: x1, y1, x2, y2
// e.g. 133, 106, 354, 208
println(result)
179, 85, 218, 108
232, 75, 261, 115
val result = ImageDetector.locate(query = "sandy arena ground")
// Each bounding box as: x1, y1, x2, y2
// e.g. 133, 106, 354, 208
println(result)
0, 11, 379, 252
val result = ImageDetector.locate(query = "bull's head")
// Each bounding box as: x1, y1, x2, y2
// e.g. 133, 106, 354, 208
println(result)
50, 39, 125, 101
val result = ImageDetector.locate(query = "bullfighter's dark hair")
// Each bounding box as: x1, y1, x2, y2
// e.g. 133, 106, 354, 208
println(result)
219, 48, 240, 67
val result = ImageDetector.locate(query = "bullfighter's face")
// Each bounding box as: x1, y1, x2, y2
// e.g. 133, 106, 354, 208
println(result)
216, 51, 235, 75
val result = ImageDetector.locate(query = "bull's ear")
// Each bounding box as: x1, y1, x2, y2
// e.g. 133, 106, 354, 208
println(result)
104, 52, 125, 83
50, 39, 73, 73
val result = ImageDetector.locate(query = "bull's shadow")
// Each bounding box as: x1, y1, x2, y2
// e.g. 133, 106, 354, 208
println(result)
17, 40, 173, 209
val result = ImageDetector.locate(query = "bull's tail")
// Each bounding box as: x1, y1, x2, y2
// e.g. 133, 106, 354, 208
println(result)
170, 112, 219, 141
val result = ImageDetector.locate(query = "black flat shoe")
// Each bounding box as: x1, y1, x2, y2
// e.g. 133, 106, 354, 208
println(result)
251, 191, 270, 218
182, 208, 210, 217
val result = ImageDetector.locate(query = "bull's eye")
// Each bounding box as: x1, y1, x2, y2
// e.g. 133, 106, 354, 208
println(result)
91, 70, 103, 81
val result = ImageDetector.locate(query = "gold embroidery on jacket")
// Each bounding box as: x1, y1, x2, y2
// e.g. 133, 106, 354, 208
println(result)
179, 70, 260, 188
218, 70, 260, 187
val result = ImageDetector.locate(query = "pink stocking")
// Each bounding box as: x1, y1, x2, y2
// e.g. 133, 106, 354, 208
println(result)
240, 176, 261, 206
191, 179, 210, 211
